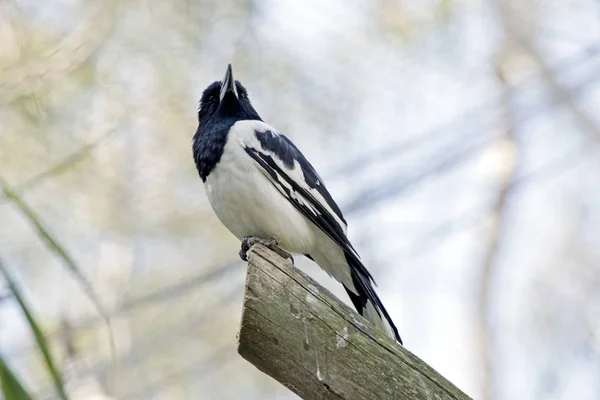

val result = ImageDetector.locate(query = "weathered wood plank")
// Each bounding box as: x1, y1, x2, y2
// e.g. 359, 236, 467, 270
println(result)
237, 244, 472, 400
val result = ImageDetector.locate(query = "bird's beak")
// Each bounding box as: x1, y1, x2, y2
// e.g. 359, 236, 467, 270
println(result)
220, 64, 238, 102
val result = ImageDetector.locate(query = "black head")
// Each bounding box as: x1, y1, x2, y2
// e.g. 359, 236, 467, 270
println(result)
193, 65, 262, 181
197, 64, 261, 128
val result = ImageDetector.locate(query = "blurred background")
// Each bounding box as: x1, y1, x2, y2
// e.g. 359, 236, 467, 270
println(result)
1, 0, 599, 399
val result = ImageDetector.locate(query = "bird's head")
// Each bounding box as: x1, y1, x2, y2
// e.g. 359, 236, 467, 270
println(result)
198, 64, 261, 127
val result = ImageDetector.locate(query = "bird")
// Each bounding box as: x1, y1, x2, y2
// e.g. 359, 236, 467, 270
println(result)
192, 64, 402, 344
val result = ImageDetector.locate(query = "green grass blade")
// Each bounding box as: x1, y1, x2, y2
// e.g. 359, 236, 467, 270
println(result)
0, 178, 116, 368
0, 259, 68, 400
0, 354, 34, 400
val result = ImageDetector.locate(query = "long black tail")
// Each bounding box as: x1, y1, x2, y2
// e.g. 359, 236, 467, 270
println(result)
343, 257, 402, 344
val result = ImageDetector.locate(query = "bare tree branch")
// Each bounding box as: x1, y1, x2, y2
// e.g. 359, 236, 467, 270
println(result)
492, 0, 600, 149
326, 43, 600, 182
476, 54, 519, 400
340, 51, 600, 216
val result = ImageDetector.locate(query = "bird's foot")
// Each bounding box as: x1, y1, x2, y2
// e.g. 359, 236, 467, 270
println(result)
239, 236, 294, 263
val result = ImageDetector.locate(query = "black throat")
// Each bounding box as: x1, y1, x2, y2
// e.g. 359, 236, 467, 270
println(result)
193, 115, 236, 182
193, 93, 261, 182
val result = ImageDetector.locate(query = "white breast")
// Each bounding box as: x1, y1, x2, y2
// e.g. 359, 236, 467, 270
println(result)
204, 120, 315, 253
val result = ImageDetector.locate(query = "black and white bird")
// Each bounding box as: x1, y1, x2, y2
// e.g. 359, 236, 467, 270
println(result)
192, 64, 402, 344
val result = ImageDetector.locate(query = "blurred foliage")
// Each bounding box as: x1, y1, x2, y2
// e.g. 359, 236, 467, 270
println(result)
0, 259, 67, 400
0, 354, 33, 400
0, 0, 599, 399
0, 178, 116, 367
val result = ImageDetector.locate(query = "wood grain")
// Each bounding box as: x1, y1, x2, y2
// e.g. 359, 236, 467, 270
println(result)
237, 244, 472, 400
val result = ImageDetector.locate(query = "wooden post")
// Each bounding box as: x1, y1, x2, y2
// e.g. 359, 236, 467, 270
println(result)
237, 244, 472, 400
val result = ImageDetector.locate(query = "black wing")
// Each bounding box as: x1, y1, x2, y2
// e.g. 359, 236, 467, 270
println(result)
243, 129, 402, 343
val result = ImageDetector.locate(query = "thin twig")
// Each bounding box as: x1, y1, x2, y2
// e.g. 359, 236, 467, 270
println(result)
492, 0, 600, 149
476, 55, 519, 400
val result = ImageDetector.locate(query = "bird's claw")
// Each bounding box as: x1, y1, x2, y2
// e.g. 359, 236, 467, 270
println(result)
239, 236, 294, 263
239, 236, 270, 261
